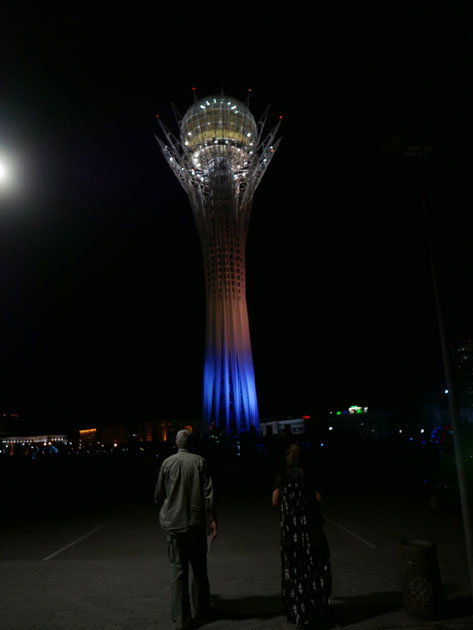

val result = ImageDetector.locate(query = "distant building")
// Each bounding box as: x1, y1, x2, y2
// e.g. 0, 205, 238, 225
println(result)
2, 434, 68, 445
0, 411, 23, 436
260, 418, 307, 437
79, 428, 97, 444
259, 408, 390, 440
100, 423, 131, 446
325, 407, 393, 440
93, 419, 202, 447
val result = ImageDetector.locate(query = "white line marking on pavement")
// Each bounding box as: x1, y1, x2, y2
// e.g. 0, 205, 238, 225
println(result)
325, 517, 377, 549
42, 524, 108, 561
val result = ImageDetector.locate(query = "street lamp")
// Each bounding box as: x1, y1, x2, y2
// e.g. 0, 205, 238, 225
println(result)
404, 143, 473, 601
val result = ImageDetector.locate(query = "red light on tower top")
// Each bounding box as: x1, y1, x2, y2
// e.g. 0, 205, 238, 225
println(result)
192, 87, 197, 91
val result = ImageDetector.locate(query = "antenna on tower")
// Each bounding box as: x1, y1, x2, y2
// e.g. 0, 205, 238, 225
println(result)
192, 86, 198, 102
171, 102, 182, 125
256, 104, 271, 144
245, 88, 252, 106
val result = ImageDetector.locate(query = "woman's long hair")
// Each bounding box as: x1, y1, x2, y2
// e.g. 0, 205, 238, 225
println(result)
285, 443, 302, 467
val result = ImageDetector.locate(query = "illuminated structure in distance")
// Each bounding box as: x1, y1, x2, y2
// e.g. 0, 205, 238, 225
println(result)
157, 92, 281, 436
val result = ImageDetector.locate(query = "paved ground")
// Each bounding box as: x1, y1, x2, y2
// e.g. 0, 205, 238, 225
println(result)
1, 460, 472, 629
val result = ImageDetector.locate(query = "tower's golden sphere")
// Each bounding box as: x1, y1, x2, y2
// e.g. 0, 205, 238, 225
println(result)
181, 95, 258, 170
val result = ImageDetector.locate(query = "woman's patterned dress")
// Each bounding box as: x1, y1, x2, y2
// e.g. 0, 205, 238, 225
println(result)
277, 465, 332, 627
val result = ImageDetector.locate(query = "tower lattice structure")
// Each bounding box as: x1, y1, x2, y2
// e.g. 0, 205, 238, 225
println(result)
157, 93, 281, 436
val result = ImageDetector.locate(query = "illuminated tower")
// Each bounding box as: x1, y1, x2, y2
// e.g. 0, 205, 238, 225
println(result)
157, 92, 280, 436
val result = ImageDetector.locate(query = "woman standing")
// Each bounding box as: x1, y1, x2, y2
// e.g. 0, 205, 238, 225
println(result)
272, 444, 332, 628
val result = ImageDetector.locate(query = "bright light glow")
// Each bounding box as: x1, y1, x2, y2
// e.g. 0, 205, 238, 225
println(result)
0, 153, 19, 195
0, 158, 11, 187
349, 405, 366, 414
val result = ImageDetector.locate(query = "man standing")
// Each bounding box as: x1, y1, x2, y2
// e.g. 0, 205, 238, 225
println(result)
155, 429, 217, 630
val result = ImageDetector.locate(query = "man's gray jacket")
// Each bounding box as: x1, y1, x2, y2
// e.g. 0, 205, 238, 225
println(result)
154, 448, 214, 534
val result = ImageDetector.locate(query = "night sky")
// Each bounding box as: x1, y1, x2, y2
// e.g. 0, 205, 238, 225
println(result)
1, 7, 472, 431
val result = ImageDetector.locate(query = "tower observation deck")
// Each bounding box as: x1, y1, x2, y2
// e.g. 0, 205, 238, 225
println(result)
157, 93, 281, 436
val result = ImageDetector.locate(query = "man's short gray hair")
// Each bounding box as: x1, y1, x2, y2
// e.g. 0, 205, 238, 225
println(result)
176, 429, 193, 449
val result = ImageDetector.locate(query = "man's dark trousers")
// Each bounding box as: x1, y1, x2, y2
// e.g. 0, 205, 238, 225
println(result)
167, 526, 210, 630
